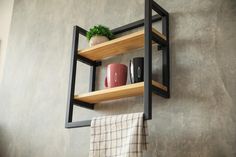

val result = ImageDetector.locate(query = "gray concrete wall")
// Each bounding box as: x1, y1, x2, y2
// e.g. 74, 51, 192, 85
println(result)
0, 0, 236, 156
0, 0, 14, 81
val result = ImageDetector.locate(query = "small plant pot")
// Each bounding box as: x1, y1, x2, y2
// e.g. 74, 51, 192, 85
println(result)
89, 36, 109, 47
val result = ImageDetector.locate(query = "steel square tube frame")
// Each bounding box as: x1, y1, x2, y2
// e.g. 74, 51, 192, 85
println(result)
65, 26, 98, 128
144, 0, 170, 120
65, 0, 169, 128
111, 14, 161, 35
152, 0, 170, 98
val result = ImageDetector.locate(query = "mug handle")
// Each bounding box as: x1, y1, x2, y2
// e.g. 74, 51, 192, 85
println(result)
129, 60, 133, 84
104, 76, 108, 87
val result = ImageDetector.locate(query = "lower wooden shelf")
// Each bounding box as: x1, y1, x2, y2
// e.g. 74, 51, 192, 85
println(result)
74, 80, 167, 103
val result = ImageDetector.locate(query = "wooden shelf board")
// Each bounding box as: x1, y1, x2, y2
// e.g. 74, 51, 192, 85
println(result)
74, 80, 167, 103
78, 28, 166, 61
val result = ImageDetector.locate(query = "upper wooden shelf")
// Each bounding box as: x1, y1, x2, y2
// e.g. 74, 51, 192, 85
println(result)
74, 80, 167, 103
78, 28, 166, 61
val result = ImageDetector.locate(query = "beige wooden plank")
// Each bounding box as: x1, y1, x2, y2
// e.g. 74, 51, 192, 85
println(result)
74, 80, 167, 103
78, 28, 166, 61
152, 80, 167, 91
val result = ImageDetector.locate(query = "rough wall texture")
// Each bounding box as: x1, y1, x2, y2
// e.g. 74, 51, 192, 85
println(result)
0, 0, 14, 80
0, 0, 236, 157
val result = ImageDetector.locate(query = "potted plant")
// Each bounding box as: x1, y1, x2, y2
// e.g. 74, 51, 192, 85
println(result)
86, 25, 114, 47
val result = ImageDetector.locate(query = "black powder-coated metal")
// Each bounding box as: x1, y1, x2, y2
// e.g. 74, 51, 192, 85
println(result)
152, 0, 170, 98
77, 26, 87, 36
112, 14, 161, 35
152, 32, 167, 46
152, 86, 169, 98
65, 26, 97, 128
162, 15, 170, 98
89, 65, 96, 92
66, 120, 91, 128
65, 26, 79, 127
73, 99, 94, 109
65, 0, 170, 128
77, 54, 100, 66
144, 0, 152, 120
152, 0, 168, 16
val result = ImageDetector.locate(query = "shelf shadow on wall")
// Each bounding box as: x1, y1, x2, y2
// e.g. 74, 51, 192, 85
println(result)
0, 126, 9, 157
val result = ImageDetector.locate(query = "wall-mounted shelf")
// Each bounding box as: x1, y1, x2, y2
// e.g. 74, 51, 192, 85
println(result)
65, 0, 170, 128
75, 81, 167, 103
79, 28, 166, 61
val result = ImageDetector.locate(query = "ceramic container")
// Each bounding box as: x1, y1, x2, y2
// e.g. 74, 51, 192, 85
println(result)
89, 36, 109, 47
105, 63, 127, 88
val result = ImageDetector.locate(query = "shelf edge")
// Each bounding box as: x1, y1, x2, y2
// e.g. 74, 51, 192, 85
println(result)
74, 81, 167, 103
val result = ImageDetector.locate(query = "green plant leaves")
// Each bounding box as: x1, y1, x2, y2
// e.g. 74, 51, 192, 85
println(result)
86, 25, 114, 41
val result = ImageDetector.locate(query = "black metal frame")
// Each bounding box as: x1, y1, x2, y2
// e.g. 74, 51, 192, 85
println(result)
65, 0, 170, 128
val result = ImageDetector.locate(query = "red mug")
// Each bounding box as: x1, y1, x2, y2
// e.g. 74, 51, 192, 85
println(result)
105, 63, 127, 88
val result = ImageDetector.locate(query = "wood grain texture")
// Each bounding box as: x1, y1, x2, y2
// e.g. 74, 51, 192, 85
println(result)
74, 80, 167, 103
78, 28, 166, 61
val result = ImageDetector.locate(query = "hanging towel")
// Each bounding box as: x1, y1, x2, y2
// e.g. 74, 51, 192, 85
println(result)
89, 112, 148, 157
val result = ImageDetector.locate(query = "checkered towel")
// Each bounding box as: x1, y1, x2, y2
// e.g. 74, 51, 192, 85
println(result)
89, 112, 148, 157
